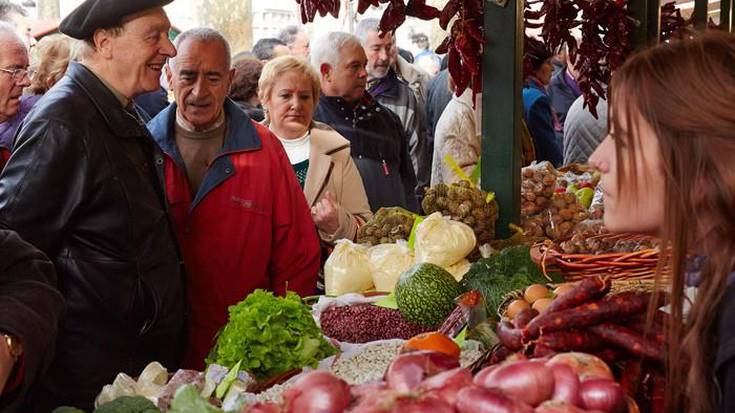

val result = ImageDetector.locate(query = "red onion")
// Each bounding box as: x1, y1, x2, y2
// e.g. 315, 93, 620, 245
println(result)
385, 350, 460, 392
348, 389, 400, 413
395, 395, 457, 413
474, 360, 554, 406
579, 379, 626, 413
534, 400, 591, 413
417, 367, 473, 406
282, 371, 351, 413
348, 391, 455, 413
350, 381, 388, 402
242, 402, 282, 413
549, 363, 581, 406
473, 365, 498, 386
456, 386, 535, 413
547, 353, 613, 382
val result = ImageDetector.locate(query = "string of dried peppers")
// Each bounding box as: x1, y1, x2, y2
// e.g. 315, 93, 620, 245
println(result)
294, 0, 670, 117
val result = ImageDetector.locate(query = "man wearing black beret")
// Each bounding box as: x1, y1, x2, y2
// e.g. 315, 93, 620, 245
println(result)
0, 0, 186, 410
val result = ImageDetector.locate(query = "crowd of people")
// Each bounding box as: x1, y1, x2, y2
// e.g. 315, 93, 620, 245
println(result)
0, 0, 734, 412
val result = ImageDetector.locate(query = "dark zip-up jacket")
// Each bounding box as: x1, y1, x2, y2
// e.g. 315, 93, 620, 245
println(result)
0, 62, 186, 411
313, 93, 418, 212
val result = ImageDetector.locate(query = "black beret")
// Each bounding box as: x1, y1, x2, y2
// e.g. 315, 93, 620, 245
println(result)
59, 0, 174, 40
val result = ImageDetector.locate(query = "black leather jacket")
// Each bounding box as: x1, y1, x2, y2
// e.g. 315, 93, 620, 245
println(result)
0, 62, 186, 411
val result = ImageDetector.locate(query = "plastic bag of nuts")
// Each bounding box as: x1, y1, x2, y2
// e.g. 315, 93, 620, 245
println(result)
543, 192, 590, 240
522, 192, 590, 241
521, 161, 558, 217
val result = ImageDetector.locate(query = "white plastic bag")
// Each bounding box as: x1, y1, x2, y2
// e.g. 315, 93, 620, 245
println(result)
414, 212, 476, 267
445, 259, 471, 281
324, 240, 373, 296
368, 241, 415, 292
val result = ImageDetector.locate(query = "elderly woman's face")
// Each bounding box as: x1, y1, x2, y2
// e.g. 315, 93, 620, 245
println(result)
267, 70, 314, 138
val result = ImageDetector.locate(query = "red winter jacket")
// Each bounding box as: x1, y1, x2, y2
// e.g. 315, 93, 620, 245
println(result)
148, 100, 320, 369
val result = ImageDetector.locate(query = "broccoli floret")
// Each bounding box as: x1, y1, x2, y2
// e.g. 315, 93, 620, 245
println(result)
93, 396, 160, 413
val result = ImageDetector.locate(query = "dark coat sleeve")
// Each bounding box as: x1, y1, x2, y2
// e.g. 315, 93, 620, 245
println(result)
0, 230, 65, 411
527, 97, 563, 167
0, 118, 88, 254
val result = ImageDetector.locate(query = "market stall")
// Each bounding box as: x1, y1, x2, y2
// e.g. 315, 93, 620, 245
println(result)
54, 0, 729, 411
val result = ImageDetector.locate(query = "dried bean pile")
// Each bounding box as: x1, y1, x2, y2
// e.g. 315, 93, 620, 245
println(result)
320, 304, 432, 343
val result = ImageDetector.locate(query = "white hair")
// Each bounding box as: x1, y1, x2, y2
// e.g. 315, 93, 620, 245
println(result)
0, 21, 22, 45
170, 28, 232, 69
310, 32, 361, 73
355, 18, 381, 45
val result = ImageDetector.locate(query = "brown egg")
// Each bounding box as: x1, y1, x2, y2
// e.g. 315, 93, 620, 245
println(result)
532, 298, 554, 313
524, 284, 551, 304
553, 284, 576, 298
506, 299, 531, 319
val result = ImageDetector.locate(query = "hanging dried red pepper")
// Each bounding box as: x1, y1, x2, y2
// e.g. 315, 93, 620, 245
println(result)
435, 0, 484, 101
660, 1, 693, 41
297, 0, 341, 24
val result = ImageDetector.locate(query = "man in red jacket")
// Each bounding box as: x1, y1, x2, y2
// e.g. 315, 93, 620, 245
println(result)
147, 28, 321, 369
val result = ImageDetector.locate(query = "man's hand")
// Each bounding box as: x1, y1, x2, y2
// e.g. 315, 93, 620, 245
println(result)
0, 337, 14, 394
311, 191, 340, 236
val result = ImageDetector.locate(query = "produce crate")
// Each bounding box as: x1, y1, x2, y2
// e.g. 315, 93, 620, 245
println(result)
530, 233, 665, 282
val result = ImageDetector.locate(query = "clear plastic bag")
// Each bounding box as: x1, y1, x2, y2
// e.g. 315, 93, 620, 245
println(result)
445, 259, 471, 281
324, 240, 373, 296
368, 241, 415, 293
521, 161, 559, 217
414, 212, 476, 267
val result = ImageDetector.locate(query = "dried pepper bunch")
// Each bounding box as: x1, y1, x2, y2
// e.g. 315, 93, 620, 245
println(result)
436, 0, 484, 102
296, 0, 340, 24
525, 0, 580, 58
525, 0, 636, 118
660, 1, 693, 41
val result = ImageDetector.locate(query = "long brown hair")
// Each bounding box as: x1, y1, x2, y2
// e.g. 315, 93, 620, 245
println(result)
608, 31, 735, 412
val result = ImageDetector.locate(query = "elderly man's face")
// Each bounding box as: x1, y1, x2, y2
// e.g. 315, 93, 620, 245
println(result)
167, 38, 234, 130
0, 34, 30, 122
106, 7, 175, 98
290, 31, 310, 58
364, 30, 395, 80
323, 42, 368, 103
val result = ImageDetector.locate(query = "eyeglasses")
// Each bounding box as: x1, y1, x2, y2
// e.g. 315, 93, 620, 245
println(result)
0, 68, 30, 82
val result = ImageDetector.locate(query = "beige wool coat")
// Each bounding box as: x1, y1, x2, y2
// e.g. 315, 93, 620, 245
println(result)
265, 120, 373, 244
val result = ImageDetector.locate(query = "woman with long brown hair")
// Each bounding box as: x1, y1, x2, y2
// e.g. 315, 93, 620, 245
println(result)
588, 31, 735, 412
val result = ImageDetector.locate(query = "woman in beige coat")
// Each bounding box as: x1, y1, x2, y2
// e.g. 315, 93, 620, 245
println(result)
259, 56, 373, 244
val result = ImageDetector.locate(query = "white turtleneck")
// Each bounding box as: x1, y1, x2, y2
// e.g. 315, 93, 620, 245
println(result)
276, 132, 311, 165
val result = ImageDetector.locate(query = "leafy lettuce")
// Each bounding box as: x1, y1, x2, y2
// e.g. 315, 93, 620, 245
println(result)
206, 290, 336, 379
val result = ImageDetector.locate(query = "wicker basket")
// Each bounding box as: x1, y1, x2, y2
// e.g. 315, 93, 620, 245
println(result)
531, 232, 665, 282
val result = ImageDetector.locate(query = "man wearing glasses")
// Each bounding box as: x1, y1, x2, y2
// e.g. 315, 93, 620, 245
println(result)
0, 23, 30, 170
0, 0, 186, 410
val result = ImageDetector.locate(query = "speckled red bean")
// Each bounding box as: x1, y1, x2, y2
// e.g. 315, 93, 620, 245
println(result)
320, 304, 432, 343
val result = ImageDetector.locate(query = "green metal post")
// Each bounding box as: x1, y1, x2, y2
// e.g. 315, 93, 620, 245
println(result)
630, 0, 661, 49
693, 0, 709, 28
481, 0, 523, 239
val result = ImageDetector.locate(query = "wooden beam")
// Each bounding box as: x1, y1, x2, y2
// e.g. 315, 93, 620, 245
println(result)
482, 0, 524, 239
